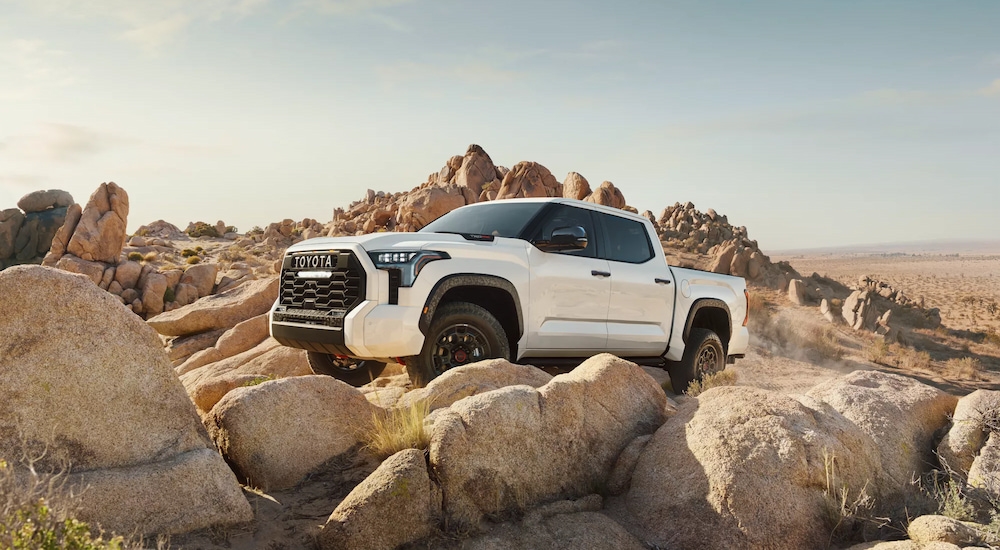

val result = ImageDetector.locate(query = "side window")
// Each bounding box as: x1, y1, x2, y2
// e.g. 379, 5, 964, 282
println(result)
531, 204, 597, 258
601, 214, 654, 264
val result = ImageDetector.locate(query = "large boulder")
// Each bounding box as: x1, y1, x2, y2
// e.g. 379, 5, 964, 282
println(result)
0, 265, 251, 534
0, 208, 25, 259
207, 375, 379, 490
627, 386, 880, 550
396, 359, 553, 412
453, 144, 499, 198
147, 276, 278, 336
584, 181, 626, 209
396, 184, 469, 231
907, 515, 982, 546
65, 182, 129, 263
13, 206, 68, 261
806, 371, 957, 495
968, 432, 1000, 497
41, 203, 82, 266
495, 161, 560, 200
16, 189, 73, 213
185, 344, 310, 413
318, 448, 441, 550
937, 390, 1000, 475
428, 354, 667, 528
562, 172, 591, 201
180, 262, 219, 298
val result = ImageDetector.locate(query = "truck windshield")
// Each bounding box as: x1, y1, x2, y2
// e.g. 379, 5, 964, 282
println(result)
420, 202, 547, 239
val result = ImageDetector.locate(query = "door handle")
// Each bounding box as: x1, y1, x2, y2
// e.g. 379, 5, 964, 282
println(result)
591, 270, 611, 278
655, 278, 672, 285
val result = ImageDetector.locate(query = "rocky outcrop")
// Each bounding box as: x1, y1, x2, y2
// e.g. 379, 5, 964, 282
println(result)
147, 276, 279, 336
207, 375, 379, 491
584, 180, 626, 209
62, 182, 129, 263
318, 448, 441, 550
428, 354, 667, 528
0, 265, 251, 534
0, 189, 74, 269
658, 201, 794, 288
562, 172, 591, 200
968, 432, 1000, 498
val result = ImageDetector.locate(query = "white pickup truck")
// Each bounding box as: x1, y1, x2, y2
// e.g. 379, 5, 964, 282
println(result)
269, 198, 749, 392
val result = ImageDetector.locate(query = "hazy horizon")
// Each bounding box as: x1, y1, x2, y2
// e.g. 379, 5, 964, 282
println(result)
2, 1, 998, 250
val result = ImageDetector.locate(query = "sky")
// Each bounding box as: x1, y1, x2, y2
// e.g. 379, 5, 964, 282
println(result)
1, 0, 997, 251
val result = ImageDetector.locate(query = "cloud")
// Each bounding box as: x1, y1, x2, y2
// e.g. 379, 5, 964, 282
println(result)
0, 124, 135, 163
375, 60, 522, 90
119, 14, 192, 51
0, 39, 77, 101
978, 79, 1000, 96
293, 0, 412, 15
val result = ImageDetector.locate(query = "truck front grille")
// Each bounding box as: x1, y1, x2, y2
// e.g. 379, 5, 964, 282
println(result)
274, 251, 366, 326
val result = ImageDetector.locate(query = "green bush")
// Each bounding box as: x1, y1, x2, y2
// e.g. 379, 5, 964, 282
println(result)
163, 287, 175, 303
0, 460, 126, 550
185, 222, 219, 239
181, 249, 197, 257
126, 252, 143, 262
186, 256, 201, 265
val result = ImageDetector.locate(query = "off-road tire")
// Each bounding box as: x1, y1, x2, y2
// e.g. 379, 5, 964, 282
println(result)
668, 328, 725, 394
405, 301, 510, 387
307, 352, 387, 387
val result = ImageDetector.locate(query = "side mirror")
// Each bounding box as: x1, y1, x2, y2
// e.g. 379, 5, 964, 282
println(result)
536, 226, 588, 252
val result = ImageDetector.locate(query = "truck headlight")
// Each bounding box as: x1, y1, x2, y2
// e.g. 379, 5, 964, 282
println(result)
367, 250, 449, 287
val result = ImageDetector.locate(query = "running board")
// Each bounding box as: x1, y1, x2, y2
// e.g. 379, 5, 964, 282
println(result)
520, 356, 669, 369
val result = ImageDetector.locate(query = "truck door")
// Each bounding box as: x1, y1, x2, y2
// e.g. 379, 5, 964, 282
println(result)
525, 204, 610, 354
598, 212, 674, 355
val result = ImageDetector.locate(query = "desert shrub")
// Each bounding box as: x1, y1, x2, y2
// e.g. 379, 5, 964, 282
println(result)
895, 347, 931, 371
684, 369, 738, 397
142, 251, 158, 262
935, 479, 977, 522
135, 227, 150, 237
185, 222, 219, 239
218, 246, 246, 262
186, 256, 201, 265
195, 246, 204, 253
363, 401, 430, 460
947, 357, 984, 381
162, 287, 175, 304
246, 226, 264, 237
863, 339, 890, 364
984, 329, 1000, 349
180, 248, 197, 257
806, 326, 844, 361
224, 225, 238, 234
126, 252, 143, 262
0, 460, 125, 550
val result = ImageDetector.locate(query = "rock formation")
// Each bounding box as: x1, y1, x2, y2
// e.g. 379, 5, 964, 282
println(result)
0, 189, 74, 269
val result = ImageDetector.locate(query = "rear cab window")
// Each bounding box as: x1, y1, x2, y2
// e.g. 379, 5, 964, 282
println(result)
599, 213, 654, 264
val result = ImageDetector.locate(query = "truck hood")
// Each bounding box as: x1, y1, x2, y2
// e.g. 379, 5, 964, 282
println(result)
285, 231, 506, 253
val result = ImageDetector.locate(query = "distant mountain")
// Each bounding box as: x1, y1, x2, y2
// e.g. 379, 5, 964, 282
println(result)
769, 239, 1000, 257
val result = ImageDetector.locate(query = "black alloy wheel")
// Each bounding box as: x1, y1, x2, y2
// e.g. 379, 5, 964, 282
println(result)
405, 301, 510, 387
668, 328, 725, 395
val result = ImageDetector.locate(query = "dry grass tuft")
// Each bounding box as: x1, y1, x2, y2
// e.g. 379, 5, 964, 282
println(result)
142, 251, 158, 262
806, 326, 844, 361
863, 338, 890, 364
894, 347, 932, 371
946, 357, 985, 381
363, 400, 431, 460
685, 369, 738, 397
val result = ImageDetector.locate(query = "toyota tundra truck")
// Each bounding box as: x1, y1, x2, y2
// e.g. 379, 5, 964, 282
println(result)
268, 197, 749, 392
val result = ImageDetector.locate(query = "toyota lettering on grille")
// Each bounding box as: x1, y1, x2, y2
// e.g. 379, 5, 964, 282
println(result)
293, 254, 334, 269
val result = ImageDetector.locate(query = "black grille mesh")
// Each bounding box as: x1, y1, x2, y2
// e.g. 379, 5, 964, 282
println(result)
277, 251, 365, 315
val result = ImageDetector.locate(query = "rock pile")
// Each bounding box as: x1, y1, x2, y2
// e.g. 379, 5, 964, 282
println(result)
323, 144, 633, 235
654, 202, 796, 288
0, 189, 74, 269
